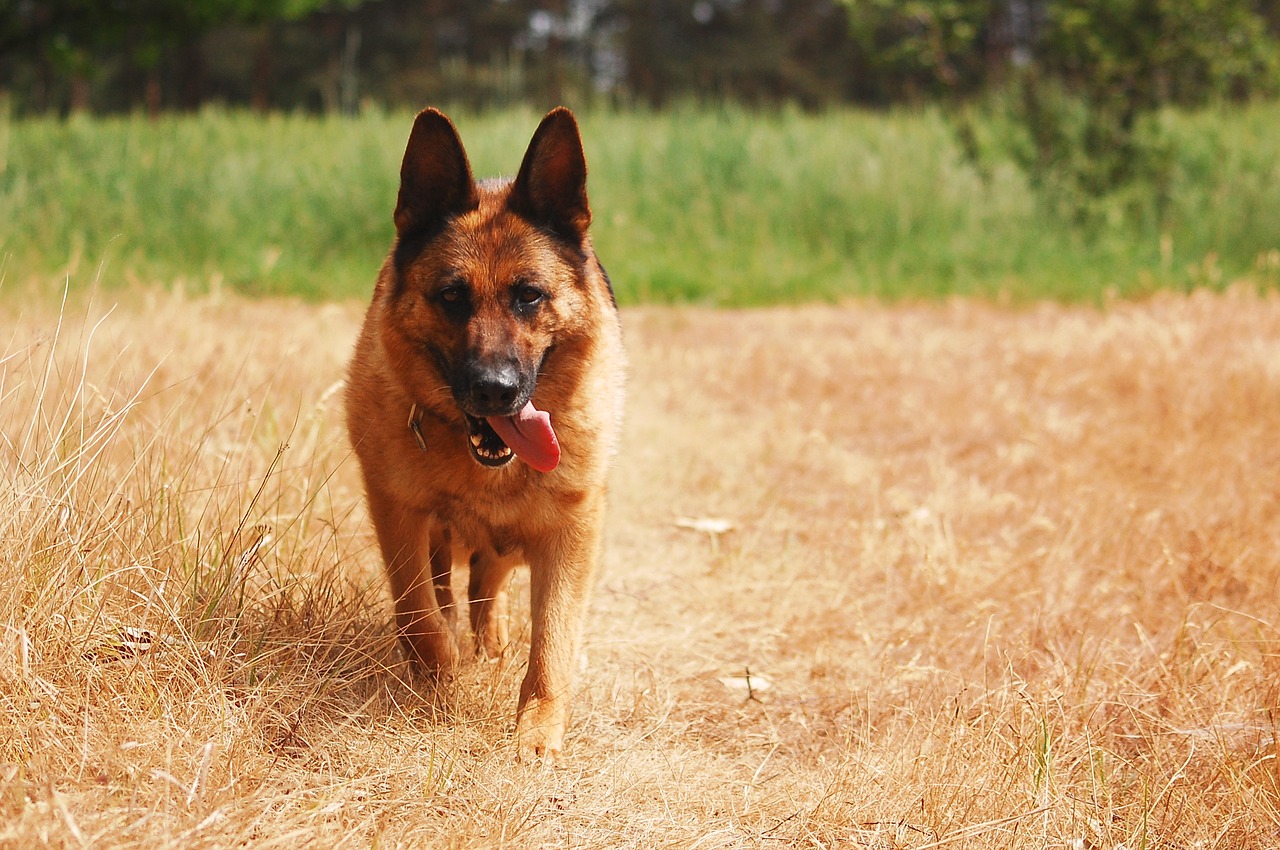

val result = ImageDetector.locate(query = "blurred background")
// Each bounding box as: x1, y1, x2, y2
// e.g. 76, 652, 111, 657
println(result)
2, 1, 1279, 303
4, 1, 1278, 116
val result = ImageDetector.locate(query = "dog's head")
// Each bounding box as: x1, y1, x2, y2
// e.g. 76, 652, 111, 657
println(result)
382, 107, 600, 472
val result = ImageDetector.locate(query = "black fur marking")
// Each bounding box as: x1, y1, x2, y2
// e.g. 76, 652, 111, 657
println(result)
392, 225, 444, 284
596, 258, 618, 309
422, 342, 455, 396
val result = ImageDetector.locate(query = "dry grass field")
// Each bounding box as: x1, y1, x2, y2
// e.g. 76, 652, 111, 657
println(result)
2, 285, 1278, 848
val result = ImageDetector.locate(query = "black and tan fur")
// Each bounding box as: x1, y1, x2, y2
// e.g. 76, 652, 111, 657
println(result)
345, 107, 624, 759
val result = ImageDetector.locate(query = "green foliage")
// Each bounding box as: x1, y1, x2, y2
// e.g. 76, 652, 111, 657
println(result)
0, 108, 403, 298
7, 1, 1280, 116
1, 105, 1278, 305
956, 76, 1174, 226
1, 0, 365, 113
1044, 0, 1280, 110
841, 0, 993, 100
982, 0, 1280, 226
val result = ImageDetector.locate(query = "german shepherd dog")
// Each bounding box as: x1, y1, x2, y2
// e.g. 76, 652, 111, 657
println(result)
345, 107, 624, 759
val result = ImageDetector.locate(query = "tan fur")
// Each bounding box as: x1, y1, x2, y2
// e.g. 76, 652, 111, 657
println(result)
345, 108, 624, 760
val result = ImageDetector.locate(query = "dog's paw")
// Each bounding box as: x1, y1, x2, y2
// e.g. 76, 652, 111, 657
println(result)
474, 628, 510, 662
515, 735, 561, 765
515, 696, 566, 763
402, 628, 460, 679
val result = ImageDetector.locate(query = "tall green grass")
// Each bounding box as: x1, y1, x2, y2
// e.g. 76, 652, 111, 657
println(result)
2, 103, 1278, 303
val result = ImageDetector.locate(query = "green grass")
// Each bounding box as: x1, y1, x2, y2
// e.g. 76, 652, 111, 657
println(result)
2, 102, 1279, 304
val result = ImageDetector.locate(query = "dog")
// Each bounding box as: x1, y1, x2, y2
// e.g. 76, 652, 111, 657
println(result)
345, 107, 624, 760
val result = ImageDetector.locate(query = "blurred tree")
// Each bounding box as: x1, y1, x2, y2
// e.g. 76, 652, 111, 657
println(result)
612, 0, 696, 106
3, 0, 1280, 114
840, 0, 999, 103
614, 0, 852, 108
1040, 0, 1280, 113
692, 0, 853, 108
0, 0, 356, 113
1009, 0, 1280, 213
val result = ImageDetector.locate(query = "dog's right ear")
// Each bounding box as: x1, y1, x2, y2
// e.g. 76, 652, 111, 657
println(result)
394, 109, 479, 239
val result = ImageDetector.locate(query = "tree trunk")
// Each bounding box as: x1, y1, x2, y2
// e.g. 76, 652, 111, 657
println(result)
69, 72, 90, 114
145, 69, 162, 118
180, 41, 206, 110
251, 25, 276, 113
339, 23, 361, 115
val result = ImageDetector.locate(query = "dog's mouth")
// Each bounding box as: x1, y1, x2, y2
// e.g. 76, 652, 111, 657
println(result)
463, 401, 561, 473
465, 414, 516, 467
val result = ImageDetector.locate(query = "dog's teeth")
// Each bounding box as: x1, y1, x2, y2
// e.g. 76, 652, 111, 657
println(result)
471, 434, 483, 447
471, 441, 512, 462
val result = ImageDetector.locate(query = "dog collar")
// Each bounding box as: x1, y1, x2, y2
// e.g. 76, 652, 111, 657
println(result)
407, 404, 428, 451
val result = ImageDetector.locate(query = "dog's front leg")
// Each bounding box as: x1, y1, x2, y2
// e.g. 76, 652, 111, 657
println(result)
429, 524, 457, 628
468, 548, 518, 659
367, 491, 459, 677
516, 513, 603, 760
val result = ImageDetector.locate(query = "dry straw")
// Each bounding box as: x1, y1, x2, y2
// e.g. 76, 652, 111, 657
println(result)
1, 284, 1278, 848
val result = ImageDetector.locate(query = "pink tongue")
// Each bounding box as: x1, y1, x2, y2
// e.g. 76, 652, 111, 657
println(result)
487, 401, 560, 473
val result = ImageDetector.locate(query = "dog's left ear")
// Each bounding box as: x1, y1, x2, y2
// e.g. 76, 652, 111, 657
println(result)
509, 107, 591, 241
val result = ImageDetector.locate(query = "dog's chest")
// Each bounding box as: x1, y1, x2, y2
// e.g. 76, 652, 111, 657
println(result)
428, 479, 564, 557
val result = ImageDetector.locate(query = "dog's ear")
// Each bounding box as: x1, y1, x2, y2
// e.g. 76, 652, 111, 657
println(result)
394, 108, 479, 238
509, 107, 591, 241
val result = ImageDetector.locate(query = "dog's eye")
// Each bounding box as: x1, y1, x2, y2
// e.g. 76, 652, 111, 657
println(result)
434, 283, 471, 321
438, 285, 466, 304
515, 284, 546, 306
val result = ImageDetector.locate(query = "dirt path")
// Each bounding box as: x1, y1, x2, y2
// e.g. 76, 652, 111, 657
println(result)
3, 290, 1279, 848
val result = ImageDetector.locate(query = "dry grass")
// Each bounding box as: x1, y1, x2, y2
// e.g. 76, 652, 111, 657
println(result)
2, 284, 1279, 848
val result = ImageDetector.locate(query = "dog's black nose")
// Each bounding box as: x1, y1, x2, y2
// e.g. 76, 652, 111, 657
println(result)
466, 364, 521, 413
